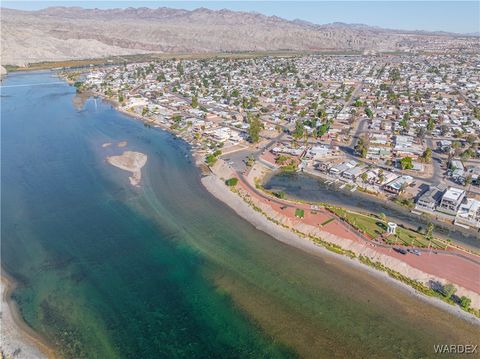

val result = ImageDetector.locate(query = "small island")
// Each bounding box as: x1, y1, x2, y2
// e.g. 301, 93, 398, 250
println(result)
107, 151, 147, 187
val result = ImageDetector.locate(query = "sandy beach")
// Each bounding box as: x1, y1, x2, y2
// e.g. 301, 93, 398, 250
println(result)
1, 275, 54, 359
201, 172, 480, 325
107, 150, 147, 187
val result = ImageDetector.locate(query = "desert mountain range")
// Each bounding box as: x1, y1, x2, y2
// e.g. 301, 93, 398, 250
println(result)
0, 6, 468, 66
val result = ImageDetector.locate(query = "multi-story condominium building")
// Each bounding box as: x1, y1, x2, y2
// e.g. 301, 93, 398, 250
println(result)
437, 187, 466, 215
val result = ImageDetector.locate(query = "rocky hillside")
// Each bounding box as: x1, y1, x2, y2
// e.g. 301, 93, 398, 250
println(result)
0, 6, 457, 66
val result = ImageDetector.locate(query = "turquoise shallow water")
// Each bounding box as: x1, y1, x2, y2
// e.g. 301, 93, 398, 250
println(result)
1, 72, 478, 358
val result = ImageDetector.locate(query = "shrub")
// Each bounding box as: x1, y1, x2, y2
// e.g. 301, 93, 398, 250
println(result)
273, 191, 285, 199
225, 178, 238, 187
206, 154, 217, 166
295, 208, 305, 218
460, 296, 471, 310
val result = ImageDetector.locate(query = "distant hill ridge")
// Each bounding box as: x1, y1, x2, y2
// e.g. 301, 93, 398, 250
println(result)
0, 6, 468, 66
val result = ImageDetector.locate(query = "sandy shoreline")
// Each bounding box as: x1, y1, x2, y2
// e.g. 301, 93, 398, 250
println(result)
1, 274, 54, 359
201, 173, 480, 325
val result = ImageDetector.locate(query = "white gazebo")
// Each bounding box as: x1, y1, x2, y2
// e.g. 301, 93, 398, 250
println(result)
387, 222, 398, 235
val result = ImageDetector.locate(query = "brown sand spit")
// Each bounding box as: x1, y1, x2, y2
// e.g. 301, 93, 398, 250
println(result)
106, 151, 147, 187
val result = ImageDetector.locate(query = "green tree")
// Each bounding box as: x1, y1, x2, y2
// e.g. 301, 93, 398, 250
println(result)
206, 150, 221, 166
176, 62, 184, 76
442, 284, 457, 300
361, 172, 368, 183
425, 222, 435, 241
206, 154, 217, 166
353, 99, 363, 107
225, 177, 238, 186
399, 157, 414, 170
248, 115, 263, 143
355, 135, 369, 158
427, 117, 435, 132
293, 120, 304, 140
416, 127, 427, 140
246, 154, 255, 167
420, 147, 432, 163
389, 68, 401, 82
73, 81, 84, 92
365, 108, 373, 118
275, 155, 289, 165
191, 96, 198, 108
464, 175, 473, 188
473, 107, 480, 120
379, 213, 387, 223
399, 113, 410, 131
460, 149, 473, 159
466, 134, 477, 146
316, 122, 330, 138
460, 296, 471, 309
274, 191, 286, 199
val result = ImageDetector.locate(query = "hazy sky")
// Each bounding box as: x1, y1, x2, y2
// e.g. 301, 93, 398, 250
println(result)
3, 1, 479, 33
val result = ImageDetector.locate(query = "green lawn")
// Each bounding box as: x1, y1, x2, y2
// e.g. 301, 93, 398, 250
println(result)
320, 218, 335, 226
328, 207, 443, 249
295, 208, 305, 218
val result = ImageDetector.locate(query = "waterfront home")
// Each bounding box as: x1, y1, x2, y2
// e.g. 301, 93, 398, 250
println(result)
329, 160, 357, 176
342, 165, 367, 181
455, 198, 480, 229
209, 127, 231, 142
383, 175, 414, 194
315, 160, 332, 172
272, 146, 305, 157
307, 145, 332, 160
437, 187, 466, 215
415, 186, 444, 212
126, 97, 149, 109
362, 169, 380, 185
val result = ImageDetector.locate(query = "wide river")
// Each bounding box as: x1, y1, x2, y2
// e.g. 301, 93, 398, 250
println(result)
1, 72, 478, 358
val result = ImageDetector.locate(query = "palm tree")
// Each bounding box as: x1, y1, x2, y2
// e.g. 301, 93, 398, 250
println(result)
379, 212, 387, 223
426, 223, 434, 252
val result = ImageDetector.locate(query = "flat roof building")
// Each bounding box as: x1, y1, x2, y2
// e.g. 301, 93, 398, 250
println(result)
437, 187, 466, 216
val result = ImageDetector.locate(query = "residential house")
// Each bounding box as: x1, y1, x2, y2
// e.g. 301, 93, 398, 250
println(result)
455, 198, 480, 229
383, 175, 414, 194
437, 187, 466, 215
415, 186, 444, 212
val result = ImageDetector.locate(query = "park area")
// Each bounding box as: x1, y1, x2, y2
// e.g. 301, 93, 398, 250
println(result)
328, 207, 445, 249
